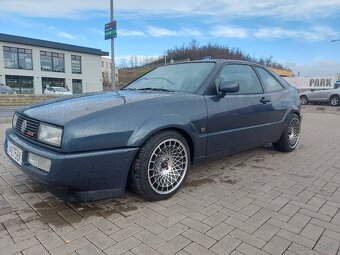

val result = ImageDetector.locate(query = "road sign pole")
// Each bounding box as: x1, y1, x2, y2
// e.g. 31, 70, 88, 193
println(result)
110, 0, 116, 90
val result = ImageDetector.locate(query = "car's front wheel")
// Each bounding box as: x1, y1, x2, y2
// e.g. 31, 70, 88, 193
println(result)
129, 130, 190, 201
300, 95, 308, 105
273, 114, 301, 152
330, 95, 339, 106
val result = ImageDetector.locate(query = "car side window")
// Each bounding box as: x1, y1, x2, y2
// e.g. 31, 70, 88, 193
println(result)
255, 67, 285, 93
215, 64, 263, 94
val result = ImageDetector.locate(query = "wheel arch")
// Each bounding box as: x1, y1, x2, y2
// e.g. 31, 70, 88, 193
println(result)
127, 114, 201, 163
329, 94, 340, 99
134, 126, 195, 164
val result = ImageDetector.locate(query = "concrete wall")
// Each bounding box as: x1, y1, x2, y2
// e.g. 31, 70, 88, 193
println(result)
0, 41, 103, 94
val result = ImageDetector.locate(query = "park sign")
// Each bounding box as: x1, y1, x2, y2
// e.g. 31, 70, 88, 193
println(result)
105, 21, 117, 40
284, 76, 337, 89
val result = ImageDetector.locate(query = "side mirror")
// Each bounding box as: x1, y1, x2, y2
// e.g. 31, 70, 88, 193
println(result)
218, 80, 239, 96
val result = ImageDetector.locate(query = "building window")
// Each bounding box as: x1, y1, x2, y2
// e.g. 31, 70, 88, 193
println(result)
5, 75, 34, 94
41, 77, 66, 92
71, 55, 81, 74
40, 51, 65, 72
72, 79, 82, 94
3, 46, 33, 70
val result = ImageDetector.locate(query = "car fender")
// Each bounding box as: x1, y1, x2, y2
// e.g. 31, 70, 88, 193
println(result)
127, 114, 202, 158
328, 92, 340, 100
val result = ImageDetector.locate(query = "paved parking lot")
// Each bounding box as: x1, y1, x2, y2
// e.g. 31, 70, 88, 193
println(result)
0, 112, 339, 255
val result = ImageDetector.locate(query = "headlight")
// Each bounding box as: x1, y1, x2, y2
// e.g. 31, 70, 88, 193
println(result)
37, 123, 63, 147
12, 114, 18, 128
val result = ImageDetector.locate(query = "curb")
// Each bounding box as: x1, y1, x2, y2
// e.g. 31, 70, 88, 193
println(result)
301, 106, 340, 115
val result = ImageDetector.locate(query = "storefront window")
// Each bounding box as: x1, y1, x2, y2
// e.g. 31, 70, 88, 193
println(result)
3, 46, 32, 70
5, 75, 34, 94
41, 77, 66, 92
40, 51, 64, 72
71, 55, 81, 74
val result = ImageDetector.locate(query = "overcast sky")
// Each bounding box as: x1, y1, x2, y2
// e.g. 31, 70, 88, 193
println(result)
0, 0, 339, 76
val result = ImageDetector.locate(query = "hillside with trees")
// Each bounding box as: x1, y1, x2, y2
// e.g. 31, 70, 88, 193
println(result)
118, 40, 289, 85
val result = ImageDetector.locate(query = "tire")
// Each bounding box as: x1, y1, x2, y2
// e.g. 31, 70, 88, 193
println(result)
273, 114, 301, 152
129, 130, 190, 201
330, 95, 339, 106
300, 95, 308, 105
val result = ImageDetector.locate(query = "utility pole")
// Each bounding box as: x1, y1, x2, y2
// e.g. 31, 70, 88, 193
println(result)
110, 0, 116, 90
331, 39, 340, 81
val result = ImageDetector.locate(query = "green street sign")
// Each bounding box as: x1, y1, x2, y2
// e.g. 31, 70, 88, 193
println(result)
105, 21, 117, 40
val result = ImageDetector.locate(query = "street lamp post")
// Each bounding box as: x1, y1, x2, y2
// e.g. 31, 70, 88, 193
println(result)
110, 0, 116, 90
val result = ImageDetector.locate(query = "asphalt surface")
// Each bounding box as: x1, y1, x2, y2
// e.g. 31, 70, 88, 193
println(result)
0, 106, 18, 118
0, 106, 24, 124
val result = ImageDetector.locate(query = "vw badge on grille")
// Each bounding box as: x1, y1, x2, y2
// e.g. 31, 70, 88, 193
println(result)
21, 120, 27, 133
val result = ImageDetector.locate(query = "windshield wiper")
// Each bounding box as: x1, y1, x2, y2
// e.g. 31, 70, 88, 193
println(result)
135, 77, 175, 85
136, 88, 174, 92
121, 88, 137, 91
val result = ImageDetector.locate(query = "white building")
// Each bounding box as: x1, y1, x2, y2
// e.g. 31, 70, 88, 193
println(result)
0, 33, 108, 94
101, 57, 118, 89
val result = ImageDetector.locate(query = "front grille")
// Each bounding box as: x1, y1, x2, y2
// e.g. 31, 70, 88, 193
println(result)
14, 114, 40, 140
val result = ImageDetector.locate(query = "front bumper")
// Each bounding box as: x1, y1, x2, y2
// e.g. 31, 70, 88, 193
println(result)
4, 128, 139, 201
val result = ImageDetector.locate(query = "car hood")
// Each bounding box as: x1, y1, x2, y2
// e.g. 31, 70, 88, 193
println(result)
20, 90, 175, 126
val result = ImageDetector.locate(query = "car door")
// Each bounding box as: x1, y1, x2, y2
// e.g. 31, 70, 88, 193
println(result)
204, 64, 273, 156
308, 89, 323, 102
254, 67, 290, 143
318, 89, 332, 102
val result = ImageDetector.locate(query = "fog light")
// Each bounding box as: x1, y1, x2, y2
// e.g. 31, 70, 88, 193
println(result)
28, 153, 51, 172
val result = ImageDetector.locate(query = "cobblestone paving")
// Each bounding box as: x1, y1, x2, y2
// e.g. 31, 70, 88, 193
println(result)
0, 112, 339, 255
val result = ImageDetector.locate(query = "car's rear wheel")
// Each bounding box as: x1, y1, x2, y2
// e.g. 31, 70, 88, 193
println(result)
273, 114, 301, 152
129, 130, 190, 201
300, 95, 308, 105
330, 95, 339, 106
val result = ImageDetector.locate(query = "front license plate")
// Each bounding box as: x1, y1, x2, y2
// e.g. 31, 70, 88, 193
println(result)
6, 141, 23, 166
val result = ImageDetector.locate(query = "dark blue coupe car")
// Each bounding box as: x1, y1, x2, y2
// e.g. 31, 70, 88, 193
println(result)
4, 60, 302, 201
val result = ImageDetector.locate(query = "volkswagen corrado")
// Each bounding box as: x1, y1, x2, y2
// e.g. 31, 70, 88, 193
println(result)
4, 60, 302, 202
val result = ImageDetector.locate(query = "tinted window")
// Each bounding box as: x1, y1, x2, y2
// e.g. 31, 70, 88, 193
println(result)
5, 75, 34, 94
216, 64, 263, 94
71, 55, 82, 74
256, 67, 284, 93
40, 51, 65, 72
3, 46, 32, 70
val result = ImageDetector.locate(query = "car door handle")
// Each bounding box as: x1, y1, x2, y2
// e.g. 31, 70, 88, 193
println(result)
260, 97, 271, 104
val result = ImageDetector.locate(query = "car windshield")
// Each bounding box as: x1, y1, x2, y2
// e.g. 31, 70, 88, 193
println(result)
53, 87, 69, 92
125, 62, 215, 94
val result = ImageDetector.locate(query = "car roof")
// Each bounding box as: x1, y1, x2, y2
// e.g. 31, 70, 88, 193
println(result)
0, 84, 11, 88
167, 59, 272, 69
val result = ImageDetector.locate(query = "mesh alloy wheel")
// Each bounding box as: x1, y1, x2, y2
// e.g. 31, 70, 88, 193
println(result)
287, 117, 300, 148
147, 138, 188, 195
